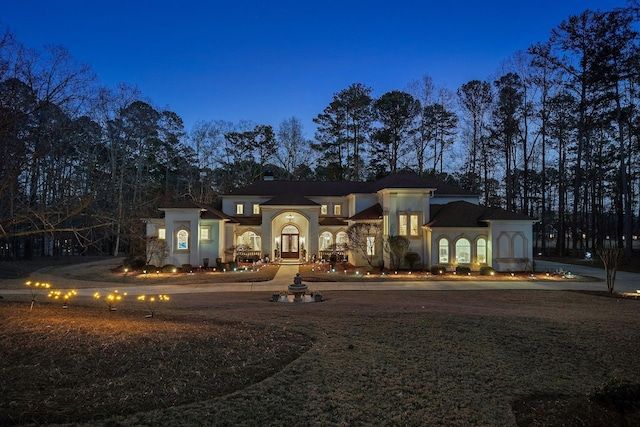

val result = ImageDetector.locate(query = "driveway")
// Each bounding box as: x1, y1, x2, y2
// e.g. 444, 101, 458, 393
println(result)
0, 259, 637, 297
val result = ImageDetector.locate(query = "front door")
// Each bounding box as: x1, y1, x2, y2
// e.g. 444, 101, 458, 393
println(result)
281, 224, 299, 259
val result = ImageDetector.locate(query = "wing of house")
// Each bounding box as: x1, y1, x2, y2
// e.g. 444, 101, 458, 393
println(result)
145, 173, 536, 271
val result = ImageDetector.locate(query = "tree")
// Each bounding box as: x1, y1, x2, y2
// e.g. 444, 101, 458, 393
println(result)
346, 223, 382, 268
275, 116, 314, 180
457, 80, 493, 196
597, 243, 623, 293
313, 83, 373, 181
384, 235, 410, 270
490, 73, 524, 212
422, 102, 458, 173
371, 90, 420, 174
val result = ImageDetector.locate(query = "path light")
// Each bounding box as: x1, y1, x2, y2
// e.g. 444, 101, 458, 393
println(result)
123, 268, 129, 275
25, 281, 51, 311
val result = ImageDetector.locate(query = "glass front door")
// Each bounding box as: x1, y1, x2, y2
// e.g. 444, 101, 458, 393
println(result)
281, 224, 299, 258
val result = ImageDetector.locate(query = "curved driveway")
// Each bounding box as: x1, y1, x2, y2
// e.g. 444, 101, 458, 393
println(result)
0, 260, 638, 297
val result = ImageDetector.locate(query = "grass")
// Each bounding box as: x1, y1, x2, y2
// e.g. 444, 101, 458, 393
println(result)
2, 289, 640, 426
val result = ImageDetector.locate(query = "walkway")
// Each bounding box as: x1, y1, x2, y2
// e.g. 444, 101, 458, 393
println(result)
0, 260, 638, 297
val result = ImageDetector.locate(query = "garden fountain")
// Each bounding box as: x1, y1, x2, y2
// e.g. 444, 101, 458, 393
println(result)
271, 273, 322, 303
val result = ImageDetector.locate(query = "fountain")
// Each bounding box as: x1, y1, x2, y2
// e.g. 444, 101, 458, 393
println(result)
271, 273, 322, 303
288, 273, 308, 301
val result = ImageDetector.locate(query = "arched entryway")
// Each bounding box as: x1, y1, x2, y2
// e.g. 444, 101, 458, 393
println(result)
281, 224, 299, 259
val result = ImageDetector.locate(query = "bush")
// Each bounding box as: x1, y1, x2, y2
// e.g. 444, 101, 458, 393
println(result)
122, 255, 145, 270
479, 266, 495, 276
455, 265, 471, 275
162, 264, 177, 273
405, 252, 421, 270
430, 265, 446, 275
229, 261, 238, 271
181, 264, 193, 273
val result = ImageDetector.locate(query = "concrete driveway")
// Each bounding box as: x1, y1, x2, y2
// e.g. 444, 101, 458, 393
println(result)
0, 260, 638, 297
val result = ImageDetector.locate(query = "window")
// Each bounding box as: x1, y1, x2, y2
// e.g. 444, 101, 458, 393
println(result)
366, 236, 376, 256
176, 229, 189, 250
320, 204, 328, 215
399, 214, 408, 235
336, 231, 347, 251
253, 204, 260, 215
236, 203, 244, 215
334, 204, 341, 216
438, 238, 449, 263
200, 227, 210, 241
158, 228, 166, 239
476, 238, 487, 264
238, 231, 261, 250
410, 214, 419, 236
319, 231, 333, 251
455, 238, 471, 263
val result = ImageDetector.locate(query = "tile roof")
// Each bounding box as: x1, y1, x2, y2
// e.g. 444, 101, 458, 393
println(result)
158, 201, 233, 221
260, 194, 319, 206
428, 201, 535, 228
349, 203, 383, 220
233, 217, 262, 226
319, 217, 349, 226
227, 173, 474, 197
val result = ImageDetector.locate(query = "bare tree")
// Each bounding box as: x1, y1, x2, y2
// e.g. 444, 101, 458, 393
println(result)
346, 223, 382, 268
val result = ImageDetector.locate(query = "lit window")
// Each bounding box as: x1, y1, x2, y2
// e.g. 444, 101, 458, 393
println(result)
158, 228, 166, 239
336, 231, 347, 251
319, 231, 333, 251
177, 229, 189, 250
253, 204, 260, 215
200, 227, 210, 241
236, 203, 244, 215
410, 214, 419, 236
238, 231, 261, 250
334, 204, 341, 216
439, 238, 449, 263
399, 214, 408, 235
455, 238, 471, 263
477, 238, 487, 264
366, 236, 375, 256
321, 205, 328, 215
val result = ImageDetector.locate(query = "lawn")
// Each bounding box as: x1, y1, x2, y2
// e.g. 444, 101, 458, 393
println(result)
2, 289, 640, 426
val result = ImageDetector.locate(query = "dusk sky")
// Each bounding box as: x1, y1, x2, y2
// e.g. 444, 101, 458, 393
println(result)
2, 1, 625, 137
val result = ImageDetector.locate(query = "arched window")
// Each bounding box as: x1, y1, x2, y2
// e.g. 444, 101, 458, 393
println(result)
238, 231, 261, 250
438, 238, 449, 263
319, 231, 333, 251
455, 238, 471, 263
177, 229, 189, 250
476, 237, 487, 264
336, 231, 347, 251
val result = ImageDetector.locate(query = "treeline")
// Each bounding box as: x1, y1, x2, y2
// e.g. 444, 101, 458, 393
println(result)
1, 3, 639, 259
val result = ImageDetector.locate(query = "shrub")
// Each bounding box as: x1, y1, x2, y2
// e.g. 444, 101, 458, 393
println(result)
479, 266, 495, 276
430, 265, 446, 275
405, 252, 421, 270
455, 265, 471, 275
229, 261, 238, 271
162, 264, 177, 273
329, 253, 337, 266
181, 264, 193, 273
122, 255, 146, 270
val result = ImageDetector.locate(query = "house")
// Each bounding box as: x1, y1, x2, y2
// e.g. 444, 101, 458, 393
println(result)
145, 173, 535, 271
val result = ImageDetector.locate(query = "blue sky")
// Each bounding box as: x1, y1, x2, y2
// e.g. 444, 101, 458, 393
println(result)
2, 0, 624, 137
